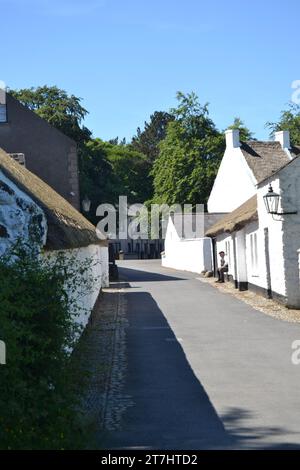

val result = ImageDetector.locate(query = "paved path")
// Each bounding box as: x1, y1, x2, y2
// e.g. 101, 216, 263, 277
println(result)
103, 260, 300, 449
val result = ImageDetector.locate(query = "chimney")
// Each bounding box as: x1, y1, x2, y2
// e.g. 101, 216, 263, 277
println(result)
225, 129, 240, 149
274, 130, 290, 149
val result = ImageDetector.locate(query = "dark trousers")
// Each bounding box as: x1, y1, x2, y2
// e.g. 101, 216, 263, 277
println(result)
217, 267, 228, 282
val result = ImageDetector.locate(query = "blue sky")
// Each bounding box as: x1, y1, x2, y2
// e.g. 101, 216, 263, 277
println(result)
1, 0, 299, 141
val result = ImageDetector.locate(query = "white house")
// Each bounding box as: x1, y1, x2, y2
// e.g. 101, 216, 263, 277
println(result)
206, 129, 300, 308
207, 129, 294, 213
0, 147, 109, 334
162, 212, 226, 274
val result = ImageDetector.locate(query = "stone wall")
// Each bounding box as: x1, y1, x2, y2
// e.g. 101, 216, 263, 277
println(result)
0, 169, 47, 255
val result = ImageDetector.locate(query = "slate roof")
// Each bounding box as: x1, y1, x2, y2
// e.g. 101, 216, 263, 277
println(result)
205, 195, 258, 237
240, 141, 290, 184
0, 147, 107, 250
170, 212, 228, 239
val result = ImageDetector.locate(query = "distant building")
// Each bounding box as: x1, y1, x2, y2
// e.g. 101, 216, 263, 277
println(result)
0, 92, 80, 210
108, 215, 164, 260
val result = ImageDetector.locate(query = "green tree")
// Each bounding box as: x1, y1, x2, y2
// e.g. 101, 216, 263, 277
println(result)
106, 141, 152, 203
151, 92, 224, 206
11, 86, 91, 145
0, 243, 96, 449
228, 117, 254, 141
80, 139, 151, 224
131, 111, 174, 163
79, 139, 114, 223
267, 103, 300, 145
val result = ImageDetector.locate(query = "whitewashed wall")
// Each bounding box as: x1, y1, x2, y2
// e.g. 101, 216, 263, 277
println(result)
214, 232, 235, 277
162, 237, 213, 273
162, 218, 213, 273
100, 244, 109, 287
44, 244, 104, 335
256, 158, 300, 307
0, 170, 47, 255
207, 147, 257, 213
214, 158, 300, 307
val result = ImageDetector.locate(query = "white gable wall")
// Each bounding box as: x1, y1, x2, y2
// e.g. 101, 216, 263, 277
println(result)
162, 217, 213, 273
214, 168, 300, 305
207, 146, 257, 213
258, 158, 300, 307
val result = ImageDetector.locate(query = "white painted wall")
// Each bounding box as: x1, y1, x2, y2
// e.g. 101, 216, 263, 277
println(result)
257, 158, 300, 307
214, 159, 300, 306
214, 232, 236, 278
0, 169, 47, 255
208, 146, 257, 213
162, 217, 213, 273
44, 244, 104, 335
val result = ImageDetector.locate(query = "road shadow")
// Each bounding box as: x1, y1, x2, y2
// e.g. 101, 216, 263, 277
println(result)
100, 290, 300, 450
101, 290, 229, 449
117, 265, 186, 283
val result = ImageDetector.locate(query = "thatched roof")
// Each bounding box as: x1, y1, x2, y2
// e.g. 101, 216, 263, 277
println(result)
0, 147, 107, 250
257, 154, 300, 186
241, 141, 290, 184
205, 195, 258, 237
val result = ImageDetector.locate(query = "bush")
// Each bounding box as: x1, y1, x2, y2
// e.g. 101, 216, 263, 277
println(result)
0, 243, 96, 449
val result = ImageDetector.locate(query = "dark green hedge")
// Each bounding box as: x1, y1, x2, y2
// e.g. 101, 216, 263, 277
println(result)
0, 245, 92, 449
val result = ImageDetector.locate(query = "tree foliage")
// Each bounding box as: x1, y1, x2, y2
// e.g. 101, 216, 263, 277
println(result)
79, 139, 152, 223
131, 111, 174, 163
228, 117, 254, 141
0, 243, 96, 449
151, 92, 225, 206
11, 86, 91, 145
267, 103, 300, 146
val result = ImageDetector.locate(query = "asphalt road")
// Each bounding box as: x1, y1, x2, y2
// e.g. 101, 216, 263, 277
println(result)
104, 259, 300, 450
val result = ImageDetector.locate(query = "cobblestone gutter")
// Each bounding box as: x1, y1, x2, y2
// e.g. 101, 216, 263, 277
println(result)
77, 283, 133, 444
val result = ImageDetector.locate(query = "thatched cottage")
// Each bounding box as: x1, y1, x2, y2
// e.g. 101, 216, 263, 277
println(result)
206, 129, 300, 308
0, 147, 108, 330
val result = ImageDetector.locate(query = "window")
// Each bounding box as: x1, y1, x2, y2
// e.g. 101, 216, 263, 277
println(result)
0, 104, 7, 123
250, 233, 258, 275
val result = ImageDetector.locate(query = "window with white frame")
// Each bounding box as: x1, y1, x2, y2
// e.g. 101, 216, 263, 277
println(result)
250, 232, 258, 275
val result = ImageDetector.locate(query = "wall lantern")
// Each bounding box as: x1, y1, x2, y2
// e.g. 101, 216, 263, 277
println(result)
263, 184, 297, 216
82, 195, 91, 213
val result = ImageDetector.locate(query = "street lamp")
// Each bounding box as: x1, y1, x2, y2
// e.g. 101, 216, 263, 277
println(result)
263, 184, 297, 216
82, 195, 91, 213
263, 184, 280, 215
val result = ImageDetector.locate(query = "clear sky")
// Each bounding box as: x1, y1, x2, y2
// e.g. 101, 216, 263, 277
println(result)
1, 0, 300, 141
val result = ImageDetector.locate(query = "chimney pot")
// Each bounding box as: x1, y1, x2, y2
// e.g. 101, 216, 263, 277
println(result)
225, 129, 240, 149
274, 130, 290, 149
